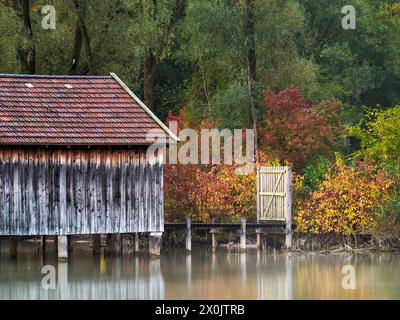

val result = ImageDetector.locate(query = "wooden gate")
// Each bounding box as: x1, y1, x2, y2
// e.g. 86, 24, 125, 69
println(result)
257, 166, 291, 222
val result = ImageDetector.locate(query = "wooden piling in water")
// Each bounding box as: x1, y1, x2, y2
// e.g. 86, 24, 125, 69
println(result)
9, 237, 17, 258
210, 218, 218, 252
53, 236, 58, 253
41, 236, 47, 253
284, 167, 292, 249
57, 236, 68, 261
93, 234, 101, 255
149, 232, 162, 256
134, 233, 140, 253
186, 218, 192, 252
256, 228, 262, 249
240, 218, 246, 252
110, 234, 122, 255
67, 235, 73, 253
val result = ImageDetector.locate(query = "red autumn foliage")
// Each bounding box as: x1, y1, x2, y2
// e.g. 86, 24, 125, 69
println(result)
259, 88, 343, 169
164, 109, 271, 222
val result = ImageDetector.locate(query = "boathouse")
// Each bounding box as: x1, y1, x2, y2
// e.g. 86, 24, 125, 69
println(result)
0, 73, 177, 256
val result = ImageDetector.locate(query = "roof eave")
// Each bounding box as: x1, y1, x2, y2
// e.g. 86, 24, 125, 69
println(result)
110, 72, 180, 143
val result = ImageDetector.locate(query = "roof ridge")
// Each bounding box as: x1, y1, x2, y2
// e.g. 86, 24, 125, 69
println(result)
0, 73, 112, 79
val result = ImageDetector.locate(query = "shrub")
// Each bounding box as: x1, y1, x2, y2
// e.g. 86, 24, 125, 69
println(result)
295, 158, 394, 235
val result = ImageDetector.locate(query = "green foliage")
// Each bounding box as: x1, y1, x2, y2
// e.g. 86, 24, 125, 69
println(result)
302, 156, 331, 191
349, 106, 400, 165
211, 82, 251, 130
0, 4, 24, 72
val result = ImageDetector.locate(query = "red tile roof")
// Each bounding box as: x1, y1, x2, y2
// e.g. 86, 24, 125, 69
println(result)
0, 73, 175, 145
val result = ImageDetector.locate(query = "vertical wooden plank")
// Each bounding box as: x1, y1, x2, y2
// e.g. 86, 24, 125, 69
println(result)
134, 151, 139, 232
126, 150, 133, 232
83, 149, 90, 234
0, 148, 4, 235
27, 149, 36, 235
59, 151, 67, 235
9, 149, 16, 235
106, 149, 113, 234
157, 158, 162, 232
95, 150, 102, 234
88, 150, 96, 234
256, 167, 260, 222
138, 153, 144, 232
120, 150, 127, 233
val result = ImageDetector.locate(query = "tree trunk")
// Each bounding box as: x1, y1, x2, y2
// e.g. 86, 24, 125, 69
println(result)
245, 0, 256, 83
70, 19, 83, 75
13, 0, 36, 73
73, 0, 92, 74
144, 52, 156, 110
244, 0, 258, 161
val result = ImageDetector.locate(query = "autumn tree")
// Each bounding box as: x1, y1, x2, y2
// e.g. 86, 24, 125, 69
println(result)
259, 88, 343, 170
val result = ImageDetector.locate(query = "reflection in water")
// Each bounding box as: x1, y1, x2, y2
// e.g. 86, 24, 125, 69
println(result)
0, 242, 400, 300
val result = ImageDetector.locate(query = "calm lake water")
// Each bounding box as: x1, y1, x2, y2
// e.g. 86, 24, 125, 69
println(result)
1, 242, 400, 300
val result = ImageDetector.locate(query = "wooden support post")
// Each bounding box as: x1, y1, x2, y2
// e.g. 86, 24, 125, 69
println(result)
256, 228, 262, 249
67, 235, 73, 253
93, 234, 101, 255
9, 236, 17, 259
186, 218, 192, 252
210, 218, 217, 252
211, 232, 217, 252
110, 234, 122, 255
134, 233, 140, 253
57, 236, 68, 261
41, 236, 47, 253
240, 218, 246, 252
53, 236, 58, 253
149, 232, 162, 256
284, 167, 292, 249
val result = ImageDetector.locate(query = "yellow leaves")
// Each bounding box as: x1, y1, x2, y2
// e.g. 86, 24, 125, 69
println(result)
295, 162, 394, 235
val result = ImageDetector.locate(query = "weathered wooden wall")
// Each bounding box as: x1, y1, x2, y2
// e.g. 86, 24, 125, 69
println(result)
0, 146, 163, 235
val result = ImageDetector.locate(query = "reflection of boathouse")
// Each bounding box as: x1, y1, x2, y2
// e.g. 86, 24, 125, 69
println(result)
0, 257, 164, 300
